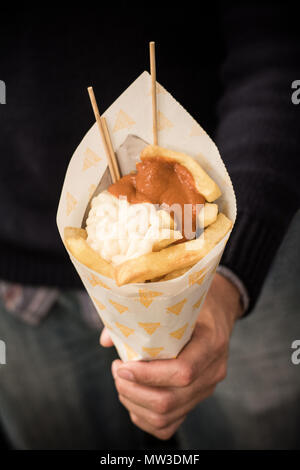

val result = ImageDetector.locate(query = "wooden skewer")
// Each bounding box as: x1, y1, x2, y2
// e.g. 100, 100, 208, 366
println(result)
87, 86, 117, 183
149, 41, 158, 145
101, 117, 120, 180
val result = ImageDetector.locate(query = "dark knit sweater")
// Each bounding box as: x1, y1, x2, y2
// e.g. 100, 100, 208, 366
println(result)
0, 2, 299, 313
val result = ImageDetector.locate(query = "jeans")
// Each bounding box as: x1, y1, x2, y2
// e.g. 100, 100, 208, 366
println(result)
0, 211, 299, 449
0, 291, 177, 449
179, 210, 300, 449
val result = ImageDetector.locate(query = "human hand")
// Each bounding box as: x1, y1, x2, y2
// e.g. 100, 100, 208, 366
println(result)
100, 273, 243, 440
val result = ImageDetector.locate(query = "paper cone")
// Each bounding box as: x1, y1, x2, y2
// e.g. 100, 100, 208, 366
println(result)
57, 71, 236, 362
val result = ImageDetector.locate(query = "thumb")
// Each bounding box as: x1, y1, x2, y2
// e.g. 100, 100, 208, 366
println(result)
99, 327, 114, 347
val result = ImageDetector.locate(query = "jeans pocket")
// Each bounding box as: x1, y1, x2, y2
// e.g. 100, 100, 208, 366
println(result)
0, 280, 59, 326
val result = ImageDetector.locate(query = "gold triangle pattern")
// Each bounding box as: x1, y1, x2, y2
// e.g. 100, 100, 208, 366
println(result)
82, 147, 101, 171
188, 268, 207, 286
138, 289, 162, 308
138, 322, 161, 336
87, 274, 110, 289
88, 183, 97, 200
66, 191, 77, 216
109, 299, 128, 314
113, 109, 135, 132
115, 321, 134, 338
169, 323, 188, 340
157, 111, 173, 131
102, 319, 113, 331
193, 293, 206, 310
124, 343, 139, 361
142, 347, 164, 358
166, 298, 187, 316
92, 296, 105, 310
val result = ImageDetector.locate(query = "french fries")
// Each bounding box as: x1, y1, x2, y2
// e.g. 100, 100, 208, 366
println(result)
64, 226, 183, 277
157, 266, 193, 281
64, 227, 115, 279
114, 213, 232, 286
152, 229, 183, 251
64, 212, 231, 285
64, 146, 231, 286
201, 203, 218, 227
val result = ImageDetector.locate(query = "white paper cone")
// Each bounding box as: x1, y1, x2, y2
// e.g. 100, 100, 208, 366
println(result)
57, 71, 236, 362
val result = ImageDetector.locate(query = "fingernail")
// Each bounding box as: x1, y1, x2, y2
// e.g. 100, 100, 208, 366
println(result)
117, 368, 135, 382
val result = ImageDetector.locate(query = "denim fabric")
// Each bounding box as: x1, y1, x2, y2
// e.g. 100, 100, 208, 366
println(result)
0, 211, 299, 449
0, 283, 103, 330
179, 210, 300, 450
0, 291, 177, 450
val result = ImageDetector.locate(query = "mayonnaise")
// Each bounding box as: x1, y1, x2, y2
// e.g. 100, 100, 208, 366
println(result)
86, 191, 178, 265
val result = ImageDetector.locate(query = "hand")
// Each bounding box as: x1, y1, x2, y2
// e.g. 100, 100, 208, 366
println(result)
100, 273, 243, 440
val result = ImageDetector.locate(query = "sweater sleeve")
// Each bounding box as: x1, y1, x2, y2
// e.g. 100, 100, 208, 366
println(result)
216, 2, 300, 314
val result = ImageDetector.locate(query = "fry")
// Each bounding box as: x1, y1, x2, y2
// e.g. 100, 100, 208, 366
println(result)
152, 229, 183, 251
115, 213, 232, 285
201, 203, 218, 228
158, 266, 192, 281
64, 226, 182, 275
64, 227, 115, 279
141, 145, 222, 202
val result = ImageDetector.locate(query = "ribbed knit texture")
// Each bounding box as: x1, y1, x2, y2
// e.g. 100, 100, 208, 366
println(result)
216, 2, 300, 313
220, 210, 291, 314
0, 3, 299, 313
0, 243, 82, 289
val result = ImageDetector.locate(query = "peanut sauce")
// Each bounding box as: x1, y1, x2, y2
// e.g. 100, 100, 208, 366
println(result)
108, 157, 205, 241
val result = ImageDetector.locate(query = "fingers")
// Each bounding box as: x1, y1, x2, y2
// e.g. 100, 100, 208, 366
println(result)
112, 325, 214, 388
99, 327, 114, 347
118, 386, 214, 429
111, 331, 227, 439
115, 375, 179, 414
114, 363, 218, 415
119, 394, 186, 430
129, 411, 186, 441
